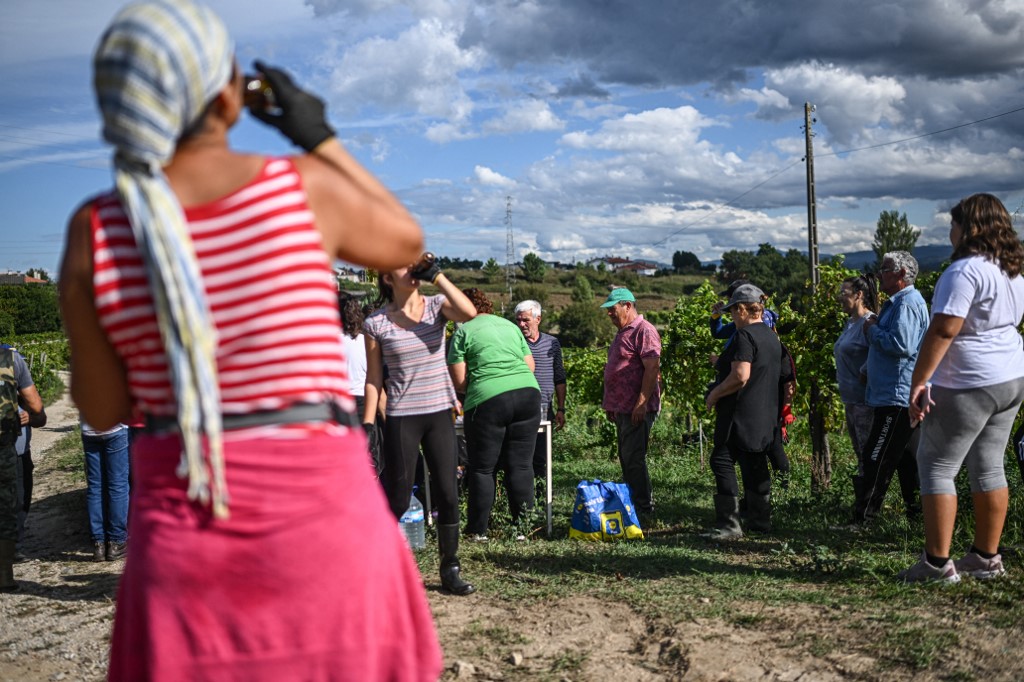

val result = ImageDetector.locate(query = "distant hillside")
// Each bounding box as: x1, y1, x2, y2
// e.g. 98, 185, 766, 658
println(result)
700, 244, 952, 273
823, 244, 951, 272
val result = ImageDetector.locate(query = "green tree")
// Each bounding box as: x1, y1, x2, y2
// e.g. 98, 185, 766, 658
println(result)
481, 258, 502, 283
571, 274, 594, 303
718, 243, 808, 305
521, 252, 547, 283
871, 210, 920, 270
555, 302, 614, 348
0, 284, 61, 334
671, 250, 702, 273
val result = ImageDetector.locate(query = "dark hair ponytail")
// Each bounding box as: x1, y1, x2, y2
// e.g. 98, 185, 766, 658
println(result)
843, 273, 879, 314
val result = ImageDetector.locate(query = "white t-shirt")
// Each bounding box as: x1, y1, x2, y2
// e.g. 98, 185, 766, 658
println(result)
341, 333, 367, 398
930, 255, 1024, 389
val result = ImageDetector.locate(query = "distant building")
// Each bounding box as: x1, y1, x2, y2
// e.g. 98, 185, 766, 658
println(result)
334, 266, 365, 285
0, 271, 47, 285
584, 256, 657, 276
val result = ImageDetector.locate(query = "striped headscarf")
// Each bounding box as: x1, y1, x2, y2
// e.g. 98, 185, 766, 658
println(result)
94, 0, 234, 518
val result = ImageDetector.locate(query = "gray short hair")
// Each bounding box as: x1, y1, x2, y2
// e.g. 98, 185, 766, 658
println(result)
883, 251, 919, 284
514, 300, 542, 318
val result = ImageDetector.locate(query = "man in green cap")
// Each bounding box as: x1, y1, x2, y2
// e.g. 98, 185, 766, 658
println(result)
600, 287, 661, 518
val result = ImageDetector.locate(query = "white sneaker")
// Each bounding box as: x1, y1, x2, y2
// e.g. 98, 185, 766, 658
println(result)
898, 553, 961, 584
954, 551, 1005, 580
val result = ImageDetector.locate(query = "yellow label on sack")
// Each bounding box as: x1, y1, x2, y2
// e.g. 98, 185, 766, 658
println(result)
601, 511, 623, 538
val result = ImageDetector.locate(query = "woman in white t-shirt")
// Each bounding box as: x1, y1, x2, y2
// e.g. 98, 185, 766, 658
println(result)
901, 193, 1024, 583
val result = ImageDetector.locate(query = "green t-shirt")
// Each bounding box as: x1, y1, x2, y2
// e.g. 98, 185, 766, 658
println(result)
447, 314, 540, 412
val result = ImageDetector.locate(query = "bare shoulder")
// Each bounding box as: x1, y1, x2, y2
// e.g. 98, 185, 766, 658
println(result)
62, 198, 99, 280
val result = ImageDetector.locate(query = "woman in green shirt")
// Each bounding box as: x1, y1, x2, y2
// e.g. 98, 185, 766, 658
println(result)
448, 289, 541, 540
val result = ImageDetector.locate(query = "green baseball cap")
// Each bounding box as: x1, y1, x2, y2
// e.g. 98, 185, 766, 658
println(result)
600, 287, 636, 307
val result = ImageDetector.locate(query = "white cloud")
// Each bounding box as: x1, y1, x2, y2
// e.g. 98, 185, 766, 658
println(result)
325, 18, 485, 122
473, 165, 515, 187
758, 62, 907, 143
560, 106, 722, 152
482, 99, 564, 134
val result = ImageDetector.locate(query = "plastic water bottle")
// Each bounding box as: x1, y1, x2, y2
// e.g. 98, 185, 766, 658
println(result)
399, 489, 426, 550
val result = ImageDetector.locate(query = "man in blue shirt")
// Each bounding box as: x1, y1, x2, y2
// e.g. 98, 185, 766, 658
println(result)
854, 251, 928, 523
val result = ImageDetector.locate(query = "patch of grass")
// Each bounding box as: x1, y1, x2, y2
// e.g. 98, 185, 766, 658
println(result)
879, 626, 960, 669
550, 649, 588, 673
414, 411, 1024, 678
52, 427, 84, 481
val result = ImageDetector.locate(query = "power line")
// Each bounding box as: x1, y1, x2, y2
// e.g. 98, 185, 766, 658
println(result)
652, 103, 1024, 252
651, 160, 804, 248
817, 105, 1024, 159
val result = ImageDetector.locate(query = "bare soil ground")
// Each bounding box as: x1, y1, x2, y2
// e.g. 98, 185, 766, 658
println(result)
3, 385, 1022, 681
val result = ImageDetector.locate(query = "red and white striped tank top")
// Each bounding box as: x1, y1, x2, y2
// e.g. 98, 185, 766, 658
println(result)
91, 157, 353, 421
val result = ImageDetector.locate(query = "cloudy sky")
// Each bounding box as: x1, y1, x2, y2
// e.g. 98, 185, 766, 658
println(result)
3, 0, 1024, 275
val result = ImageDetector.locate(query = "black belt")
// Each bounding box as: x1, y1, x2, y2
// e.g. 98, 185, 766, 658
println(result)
143, 402, 360, 435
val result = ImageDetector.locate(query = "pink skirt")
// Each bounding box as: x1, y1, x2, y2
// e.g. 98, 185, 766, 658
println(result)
108, 431, 442, 682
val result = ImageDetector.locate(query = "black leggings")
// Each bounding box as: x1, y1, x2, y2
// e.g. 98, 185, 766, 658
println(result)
464, 387, 541, 534
380, 409, 460, 525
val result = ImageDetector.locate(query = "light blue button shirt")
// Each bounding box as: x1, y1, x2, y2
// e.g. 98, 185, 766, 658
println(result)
865, 286, 929, 407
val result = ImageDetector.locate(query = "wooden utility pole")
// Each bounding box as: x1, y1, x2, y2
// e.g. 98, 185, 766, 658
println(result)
804, 102, 820, 292
504, 195, 516, 299
804, 102, 830, 492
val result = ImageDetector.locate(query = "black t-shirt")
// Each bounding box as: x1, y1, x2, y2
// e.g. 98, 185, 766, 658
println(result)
714, 322, 783, 453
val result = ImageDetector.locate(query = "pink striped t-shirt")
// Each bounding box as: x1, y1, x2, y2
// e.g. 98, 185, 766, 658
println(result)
363, 295, 456, 416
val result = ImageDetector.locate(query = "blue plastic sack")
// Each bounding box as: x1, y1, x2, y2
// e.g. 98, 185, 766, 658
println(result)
569, 479, 643, 541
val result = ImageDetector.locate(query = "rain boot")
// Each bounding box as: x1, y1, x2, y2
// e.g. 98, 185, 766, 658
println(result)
437, 524, 475, 596
0, 539, 18, 592
745, 492, 772, 533
702, 495, 743, 539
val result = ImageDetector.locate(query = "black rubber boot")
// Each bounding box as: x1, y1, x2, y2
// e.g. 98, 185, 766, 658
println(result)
437, 524, 475, 596
702, 495, 743, 539
0, 539, 19, 592
745, 492, 772, 533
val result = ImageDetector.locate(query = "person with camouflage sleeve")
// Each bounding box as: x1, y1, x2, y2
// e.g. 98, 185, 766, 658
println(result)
0, 345, 45, 589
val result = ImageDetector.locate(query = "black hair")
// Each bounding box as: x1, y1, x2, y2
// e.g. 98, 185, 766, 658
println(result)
842, 273, 879, 314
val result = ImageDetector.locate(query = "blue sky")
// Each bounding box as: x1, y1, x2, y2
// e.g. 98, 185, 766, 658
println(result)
3, 0, 1024, 277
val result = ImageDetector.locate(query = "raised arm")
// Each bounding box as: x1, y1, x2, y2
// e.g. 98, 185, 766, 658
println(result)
247, 63, 423, 273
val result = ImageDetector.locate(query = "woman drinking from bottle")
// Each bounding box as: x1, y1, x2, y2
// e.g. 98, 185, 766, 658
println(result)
59, 1, 441, 678
363, 256, 478, 594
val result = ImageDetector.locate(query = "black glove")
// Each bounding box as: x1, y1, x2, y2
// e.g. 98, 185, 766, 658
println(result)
249, 61, 335, 152
362, 422, 381, 473
409, 260, 441, 284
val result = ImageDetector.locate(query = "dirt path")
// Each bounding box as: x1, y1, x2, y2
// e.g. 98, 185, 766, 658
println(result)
3, 383, 1022, 681
0, 380, 117, 682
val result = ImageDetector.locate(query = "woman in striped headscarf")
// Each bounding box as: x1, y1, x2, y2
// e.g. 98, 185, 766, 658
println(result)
59, 1, 442, 679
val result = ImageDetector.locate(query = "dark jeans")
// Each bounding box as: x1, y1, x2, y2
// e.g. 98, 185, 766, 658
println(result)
767, 432, 789, 476
380, 409, 460, 525
613, 411, 656, 513
82, 428, 131, 544
854, 405, 920, 522
464, 387, 541, 535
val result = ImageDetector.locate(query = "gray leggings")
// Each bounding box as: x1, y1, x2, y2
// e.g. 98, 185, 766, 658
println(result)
917, 377, 1024, 495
